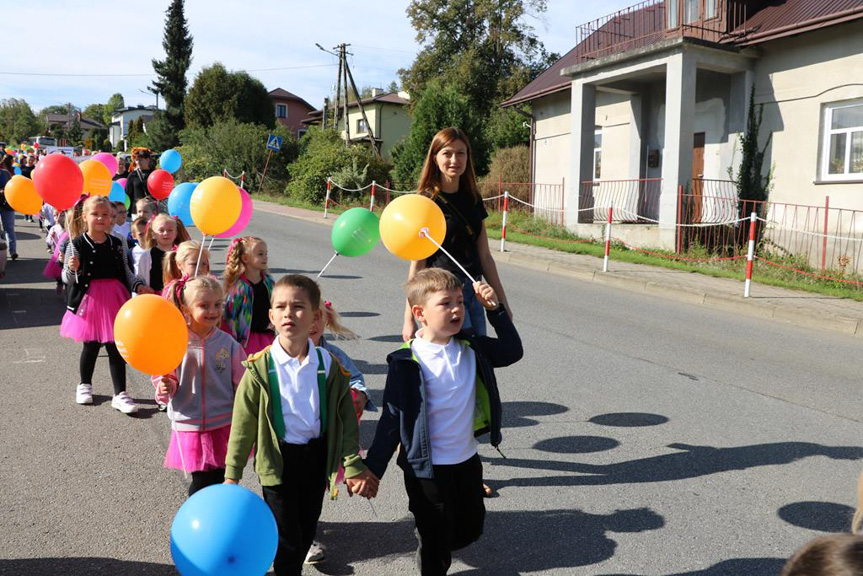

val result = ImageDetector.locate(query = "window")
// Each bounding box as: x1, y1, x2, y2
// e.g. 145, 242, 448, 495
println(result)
356, 118, 367, 133
823, 101, 863, 180
706, 0, 717, 18
667, 0, 679, 28
593, 130, 603, 180
275, 104, 287, 119
684, 0, 699, 23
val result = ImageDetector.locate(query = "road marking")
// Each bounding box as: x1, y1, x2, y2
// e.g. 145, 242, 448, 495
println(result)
13, 348, 46, 364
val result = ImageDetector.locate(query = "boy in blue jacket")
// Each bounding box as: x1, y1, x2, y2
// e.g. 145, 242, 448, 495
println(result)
365, 268, 523, 575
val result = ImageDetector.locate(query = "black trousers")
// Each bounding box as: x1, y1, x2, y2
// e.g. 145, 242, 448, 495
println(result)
188, 468, 225, 497
403, 453, 486, 576
80, 341, 126, 395
261, 438, 327, 576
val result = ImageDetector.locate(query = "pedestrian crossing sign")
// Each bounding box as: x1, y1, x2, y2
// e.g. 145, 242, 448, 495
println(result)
267, 135, 282, 152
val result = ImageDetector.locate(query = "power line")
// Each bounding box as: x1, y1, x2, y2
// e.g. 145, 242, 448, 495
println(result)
0, 63, 337, 78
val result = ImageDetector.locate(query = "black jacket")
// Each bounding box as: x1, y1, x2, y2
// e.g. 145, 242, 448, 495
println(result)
364, 306, 522, 480
63, 233, 144, 313
125, 168, 153, 212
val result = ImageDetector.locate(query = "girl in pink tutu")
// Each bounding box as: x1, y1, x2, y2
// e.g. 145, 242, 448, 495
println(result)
222, 236, 274, 356
61, 195, 154, 413
155, 275, 245, 496
43, 209, 67, 294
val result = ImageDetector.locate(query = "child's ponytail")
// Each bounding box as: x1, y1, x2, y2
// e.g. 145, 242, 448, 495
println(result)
322, 300, 358, 340
223, 237, 247, 292
65, 197, 87, 239
162, 249, 182, 288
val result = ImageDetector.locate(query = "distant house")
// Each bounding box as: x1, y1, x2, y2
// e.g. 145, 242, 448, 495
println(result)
504, 0, 863, 249
268, 88, 316, 138
44, 113, 106, 143
303, 90, 412, 160
108, 105, 159, 151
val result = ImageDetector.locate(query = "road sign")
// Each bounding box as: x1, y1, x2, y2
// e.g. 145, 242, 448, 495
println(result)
266, 135, 282, 152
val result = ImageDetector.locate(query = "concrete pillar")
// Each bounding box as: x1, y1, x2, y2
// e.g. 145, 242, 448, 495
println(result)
730, 69, 755, 134
629, 94, 644, 180
569, 80, 597, 225
659, 51, 697, 248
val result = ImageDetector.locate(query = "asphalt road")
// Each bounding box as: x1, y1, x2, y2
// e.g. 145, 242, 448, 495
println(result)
2, 208, 862, 576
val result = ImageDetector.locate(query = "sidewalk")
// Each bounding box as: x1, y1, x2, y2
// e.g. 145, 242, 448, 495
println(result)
256, 199, 863, 337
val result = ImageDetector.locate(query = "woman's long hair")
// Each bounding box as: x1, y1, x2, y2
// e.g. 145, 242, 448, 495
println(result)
415, 127, 481, 203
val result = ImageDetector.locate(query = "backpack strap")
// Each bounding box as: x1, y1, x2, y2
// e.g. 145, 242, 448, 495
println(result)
316, 348, 327, 437
266, 354, 286, 441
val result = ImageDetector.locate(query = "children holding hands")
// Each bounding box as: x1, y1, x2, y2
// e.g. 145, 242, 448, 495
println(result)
365, 268, 522, 575
224, 275, 378, 576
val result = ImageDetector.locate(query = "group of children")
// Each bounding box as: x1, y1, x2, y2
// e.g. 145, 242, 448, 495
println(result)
54, 192, 522, 575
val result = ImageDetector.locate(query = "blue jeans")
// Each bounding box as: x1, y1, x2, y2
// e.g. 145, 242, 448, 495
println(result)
462, 280, 487, 336
1, 210, 16, 255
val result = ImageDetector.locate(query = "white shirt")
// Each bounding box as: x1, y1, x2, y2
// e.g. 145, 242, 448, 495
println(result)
270, 337, 332, 445
412, 332, 478, 465
112, 221, 131, 239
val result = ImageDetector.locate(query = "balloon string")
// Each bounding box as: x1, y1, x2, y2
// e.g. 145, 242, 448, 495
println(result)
194, 233, 206, 276
174, 427, 189, 479
207, 236, 215, 251
317, 252, 339, 279
420, 229, 497, 308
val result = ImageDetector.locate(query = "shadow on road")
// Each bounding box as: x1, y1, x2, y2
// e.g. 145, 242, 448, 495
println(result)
778, 501, 855, 533
597, 557, 788, 575
0, 286, 65, 330
501, 401, 569, 428
589, 412, 670, 427
316, 507, 664, 575
487, 442, 863, 488
0, 557, 176, 575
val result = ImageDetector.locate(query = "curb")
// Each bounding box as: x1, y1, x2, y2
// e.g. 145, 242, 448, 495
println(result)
253, 199, 863, 338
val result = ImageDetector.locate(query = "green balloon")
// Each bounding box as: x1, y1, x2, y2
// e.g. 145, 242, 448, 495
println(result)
124, 194, 131, 210
332, 207, 380, 257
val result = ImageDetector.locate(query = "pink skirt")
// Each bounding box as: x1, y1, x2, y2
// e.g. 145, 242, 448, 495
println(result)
164, 425, 232, 473
59, 279, 130, 343
244, 330, 272, 356
42, 258, 62, 281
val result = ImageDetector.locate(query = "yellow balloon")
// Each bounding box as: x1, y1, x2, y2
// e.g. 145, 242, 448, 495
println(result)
190, 176, 242, 235
4, 175, 43, 215
79, 159, 112, 196
379, 194, 447, 261
114, 295, 188, 376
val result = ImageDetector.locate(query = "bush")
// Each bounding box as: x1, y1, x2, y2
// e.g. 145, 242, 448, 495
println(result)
177, 119, 298, 191
101, 138, 112, 152
480, 146, 530, 202
284, 129, 392, 204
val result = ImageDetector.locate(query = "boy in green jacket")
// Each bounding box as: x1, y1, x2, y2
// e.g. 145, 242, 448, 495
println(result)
225, 274, 378, 576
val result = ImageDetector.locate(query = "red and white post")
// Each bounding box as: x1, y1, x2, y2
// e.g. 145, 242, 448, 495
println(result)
603, 204, 613, 273
324, 178, 332, 219
744, 211, 757, 298
370, 180, 377, 212
499, 191, 509, 253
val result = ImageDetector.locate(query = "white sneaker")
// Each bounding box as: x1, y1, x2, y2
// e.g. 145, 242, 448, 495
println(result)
111, 391, 139, 414
305, 540, 326, 564
75, 383, 93, 405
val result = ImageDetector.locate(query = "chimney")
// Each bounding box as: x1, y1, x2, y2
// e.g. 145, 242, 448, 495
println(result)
371, 88, 380, 97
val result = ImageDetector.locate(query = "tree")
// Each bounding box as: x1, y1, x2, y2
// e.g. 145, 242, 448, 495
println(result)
392, 79, 488, 188
67, 115, 83, 145
0, 99, 43, 144
486, 106, 530, 149
104, 93, 125, 125
42, 103, 79, 116
145, 111, 176, 152
185, 63, 275, 129
151, 0, 194, 146
83, 104, 105, 124
399, 0, 553, 118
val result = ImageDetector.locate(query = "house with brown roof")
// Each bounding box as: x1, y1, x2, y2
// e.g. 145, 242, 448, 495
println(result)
504, 0, 863, 249
303, 90, 412, 160
44, 112, 106, 143
269, 88, 316, 138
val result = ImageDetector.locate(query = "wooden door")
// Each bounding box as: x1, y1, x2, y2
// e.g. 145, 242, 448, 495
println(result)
692, 132, 705, 223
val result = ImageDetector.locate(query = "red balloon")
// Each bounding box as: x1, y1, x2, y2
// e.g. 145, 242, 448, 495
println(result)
31, 154, 83, 210
147, 169, 174, 200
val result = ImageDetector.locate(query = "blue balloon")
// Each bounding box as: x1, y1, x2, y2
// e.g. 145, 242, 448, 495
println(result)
13, 166, 21, 175
160, 149, 183, 174
109, 181, 125, 202
171, 484, 277, 576
168, 181, 198, 227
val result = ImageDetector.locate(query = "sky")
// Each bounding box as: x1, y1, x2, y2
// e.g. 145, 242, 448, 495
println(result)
1, 0, 635, 115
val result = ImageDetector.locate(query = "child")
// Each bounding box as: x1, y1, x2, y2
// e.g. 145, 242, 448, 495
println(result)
155, 276, 245, 496
162, 240, 210, 295
223, 236, 274, 356
134, 197, 156, 222
61, 195, 154, 414
43, 210, 67, 295
128, 216, 147, 270
133, 213, 190, 294
224, 274, 378, 576
365, 268, 523, 575
111, 201, 130, 240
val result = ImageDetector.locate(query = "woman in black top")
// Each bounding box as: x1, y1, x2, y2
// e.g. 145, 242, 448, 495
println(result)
401, 127, 512, 341
124, 148, 153, 216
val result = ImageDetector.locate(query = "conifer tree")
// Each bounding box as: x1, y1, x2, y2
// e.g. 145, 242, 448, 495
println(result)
151, 0, 193, 147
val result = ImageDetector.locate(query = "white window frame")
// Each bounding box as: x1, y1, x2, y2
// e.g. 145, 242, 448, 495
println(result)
593, 129, 603, 180
821, 99, 863, 181
706, 0, 717, 19
356, 118, 367, 134
667, 0, 679, 28
275, 104, 287, 119
684, 0, 700, 24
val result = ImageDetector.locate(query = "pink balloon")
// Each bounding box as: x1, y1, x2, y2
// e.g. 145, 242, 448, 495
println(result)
93, 152, 119, 177
116, 178, 127, 189
215, 188, 253, 238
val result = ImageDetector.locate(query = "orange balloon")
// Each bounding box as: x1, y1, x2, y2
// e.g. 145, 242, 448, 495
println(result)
79, 159, 112, 196
190, 176, 242, 235
4, 176, 42, 215
379, 194, 447, 261
114, 295, 188, 376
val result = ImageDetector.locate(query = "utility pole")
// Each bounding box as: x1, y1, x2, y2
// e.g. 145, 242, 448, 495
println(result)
340, 44, 351, 144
